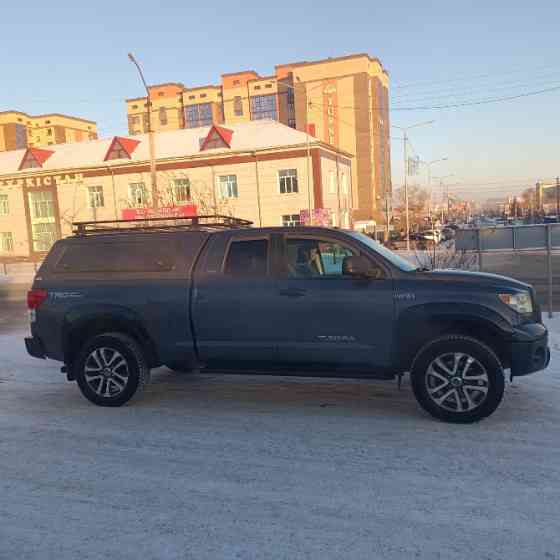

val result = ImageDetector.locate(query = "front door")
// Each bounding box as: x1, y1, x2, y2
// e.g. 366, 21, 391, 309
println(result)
274, 233, 395, 371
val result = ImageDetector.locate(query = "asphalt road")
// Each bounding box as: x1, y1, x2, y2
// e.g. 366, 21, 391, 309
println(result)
1, 319, 560, 560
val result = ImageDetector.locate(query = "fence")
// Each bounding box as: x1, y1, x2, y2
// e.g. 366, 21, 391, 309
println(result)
456, 224, 560, 317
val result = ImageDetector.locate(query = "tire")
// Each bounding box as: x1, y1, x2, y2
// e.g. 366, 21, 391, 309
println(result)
410, 335, 505, 423
73, 332, 150, 407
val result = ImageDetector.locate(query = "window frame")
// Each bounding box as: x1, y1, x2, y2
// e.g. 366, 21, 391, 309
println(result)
0, 194, 9, 216
221, 235, 271, 277
128, 182, 147, 207
87, 186, 105, 209
281, 214, 301, 227
281, 233, 388, 280
0, 232, 14, 252
278, 168, 298, 194
218, 175, 238, 199
171, 178, 191, 203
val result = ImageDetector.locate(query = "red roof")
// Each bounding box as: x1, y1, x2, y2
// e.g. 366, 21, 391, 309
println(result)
104, 136, 141, 161
199, 125, 233, 151
18, 147, 54, 170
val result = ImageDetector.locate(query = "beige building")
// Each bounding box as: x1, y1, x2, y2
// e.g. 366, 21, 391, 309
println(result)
0, 111, 97, 153
0, 121, 352, 260
126, 53, 390, 222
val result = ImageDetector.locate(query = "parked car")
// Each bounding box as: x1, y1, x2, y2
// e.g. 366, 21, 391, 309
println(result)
25, 215, 550, 423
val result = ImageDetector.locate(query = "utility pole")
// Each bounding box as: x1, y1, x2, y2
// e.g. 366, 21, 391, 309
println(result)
128, 53, 158, 209
556, 176, 560, 222
392, 121, 435, 250
403, 131, 410, 250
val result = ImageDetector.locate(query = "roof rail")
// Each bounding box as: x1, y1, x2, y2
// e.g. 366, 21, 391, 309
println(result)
72, 214, 253, 236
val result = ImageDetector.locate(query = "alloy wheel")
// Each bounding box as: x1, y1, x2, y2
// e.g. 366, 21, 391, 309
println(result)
84, 347, 130, 398
425, 352, 489, 413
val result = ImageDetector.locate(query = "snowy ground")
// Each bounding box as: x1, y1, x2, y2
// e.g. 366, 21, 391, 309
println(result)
0, 320, 559, 559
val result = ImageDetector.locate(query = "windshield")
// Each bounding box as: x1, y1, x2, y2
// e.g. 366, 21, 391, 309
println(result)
347, 231, 418, 272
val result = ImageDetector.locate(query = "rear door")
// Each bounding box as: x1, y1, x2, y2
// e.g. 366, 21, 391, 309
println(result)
273, 232, 395, 370
192, 231, 282, 368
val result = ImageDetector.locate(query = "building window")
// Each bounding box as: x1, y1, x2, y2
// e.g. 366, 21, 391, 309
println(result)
265, 83, 273, 89
233, 80, 240, 86
329, 170, 336, 194
254, 85, 261, 90
45, 120, 51, 125
0, 194, 9, 216
29, 191, 54, 219
0, 232, 14, 252
341, 172, 348, 194
32, 223, 57, 252
132, 105, 138, 109
200, 93, 207, 98
129, 182, 147, 206
218, 175, 238, 198
170, 178, 191, 203
159, 107, 168, 125
188, 95, 196, 100
250, 94, 277, 120
158, 92, 164, 97
282, 214, 301, 227
288, 118, 296, 129
87, 186, 105, 208
233, 96, 243, 116
279, 169, 298, 194
185, 103, 213, 128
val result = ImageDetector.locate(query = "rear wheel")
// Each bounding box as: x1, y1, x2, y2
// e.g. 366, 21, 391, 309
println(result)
411, 335, 505, 423
74, 333, 149, 407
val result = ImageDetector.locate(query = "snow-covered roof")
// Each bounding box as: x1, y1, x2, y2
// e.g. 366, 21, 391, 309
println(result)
0, 120, 346, 177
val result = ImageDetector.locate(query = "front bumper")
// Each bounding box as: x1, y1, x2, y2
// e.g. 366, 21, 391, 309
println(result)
25, 336, 46, 360
509, 323, 550, 377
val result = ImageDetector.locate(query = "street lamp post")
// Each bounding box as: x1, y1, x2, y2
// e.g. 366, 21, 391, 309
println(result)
128, 53, 158, 209
432, 174, 455, 223
392, 121, 435, 250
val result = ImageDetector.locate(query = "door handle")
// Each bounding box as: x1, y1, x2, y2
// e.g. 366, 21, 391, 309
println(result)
278, 288, 307, 298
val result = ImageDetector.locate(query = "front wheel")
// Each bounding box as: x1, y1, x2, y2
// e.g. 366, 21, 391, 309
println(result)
74, 333, 150, 407
411, 335, 505, 423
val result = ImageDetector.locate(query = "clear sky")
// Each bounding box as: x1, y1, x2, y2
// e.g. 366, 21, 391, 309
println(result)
1, 0, 558, 202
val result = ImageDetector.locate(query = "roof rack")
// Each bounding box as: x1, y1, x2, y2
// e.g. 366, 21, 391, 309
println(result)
72, 214, 253, 236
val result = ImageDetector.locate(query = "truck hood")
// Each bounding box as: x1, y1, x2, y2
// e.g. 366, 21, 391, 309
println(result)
422, 269, 531, 291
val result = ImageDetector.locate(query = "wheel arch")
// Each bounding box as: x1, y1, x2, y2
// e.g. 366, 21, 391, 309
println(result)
396, 303, 513, 372
62, 306, 159, 368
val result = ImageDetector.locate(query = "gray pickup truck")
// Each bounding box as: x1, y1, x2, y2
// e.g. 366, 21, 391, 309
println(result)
25, 215, 550, 423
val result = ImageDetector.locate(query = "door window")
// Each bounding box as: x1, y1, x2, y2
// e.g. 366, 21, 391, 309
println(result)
224, 239, 268, 277
285, 238, 357, 278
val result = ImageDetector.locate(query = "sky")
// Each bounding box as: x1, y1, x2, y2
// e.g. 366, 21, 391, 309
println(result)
1, 0, 559, 202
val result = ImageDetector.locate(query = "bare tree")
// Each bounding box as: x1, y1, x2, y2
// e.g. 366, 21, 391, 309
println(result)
414, 240, 477, 271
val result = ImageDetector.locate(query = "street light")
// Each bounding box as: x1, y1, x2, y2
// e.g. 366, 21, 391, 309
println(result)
128, 53, 158, 208
392, 120, 435, 250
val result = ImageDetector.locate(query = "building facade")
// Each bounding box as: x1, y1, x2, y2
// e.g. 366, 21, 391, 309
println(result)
126, 53, 390, 222
0, 121, 352, 260
0, 111, 97, 153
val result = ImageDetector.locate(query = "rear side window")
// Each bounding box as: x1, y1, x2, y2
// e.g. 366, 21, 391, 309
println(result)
223, 239, 268, 277
54, 241, 176, 273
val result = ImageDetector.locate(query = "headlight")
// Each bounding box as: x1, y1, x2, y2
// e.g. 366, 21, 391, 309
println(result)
498, 291, 533, 314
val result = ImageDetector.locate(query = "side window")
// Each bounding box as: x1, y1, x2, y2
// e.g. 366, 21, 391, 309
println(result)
285, 238, 357, 278
224, 239, 268, 277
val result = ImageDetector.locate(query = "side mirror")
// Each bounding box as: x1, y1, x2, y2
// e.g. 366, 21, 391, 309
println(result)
342, 255, 372, 278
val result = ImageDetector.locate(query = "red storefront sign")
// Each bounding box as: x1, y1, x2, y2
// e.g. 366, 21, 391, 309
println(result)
122, 204, 197, 220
